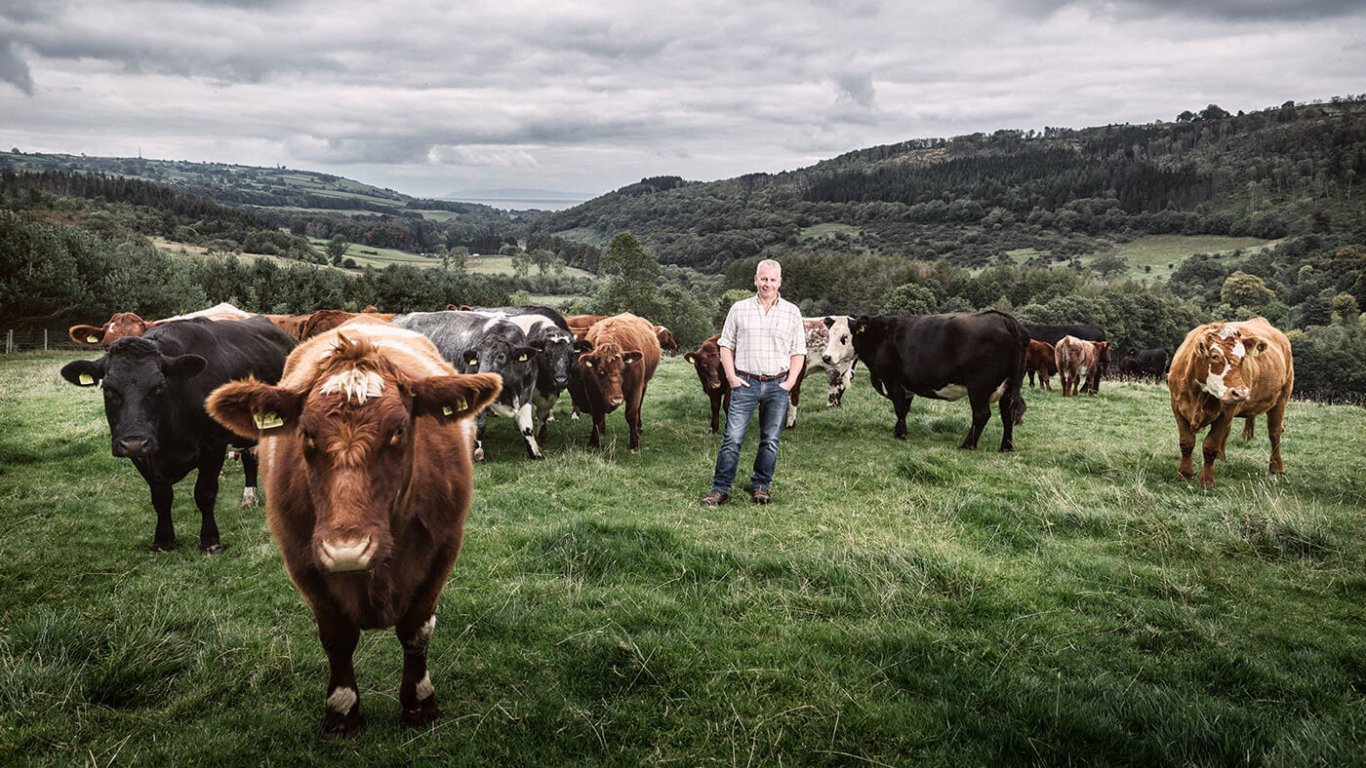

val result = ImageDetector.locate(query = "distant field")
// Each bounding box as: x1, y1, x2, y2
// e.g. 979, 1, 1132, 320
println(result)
1087, 235, 1279, 279
799, 223, 862, 241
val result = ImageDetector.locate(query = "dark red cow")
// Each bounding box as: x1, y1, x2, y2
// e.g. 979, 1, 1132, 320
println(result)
1026, 339, 1057, 391
206, 319, 501, 735
68, 302, 252, 347
684, 333, 730, 433
578, 313, 661, 451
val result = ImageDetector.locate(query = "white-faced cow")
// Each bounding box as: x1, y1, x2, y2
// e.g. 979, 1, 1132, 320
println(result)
206, 319, 501, 736
685, 333, 730, 434
1167, 317, 1293, 487
393, 311, 542, 460
578, 313, 661, 452
785, 316, 858, 428
1054, 335, 1111, 397
851, 312, 1028, 451
60, 316, 296, 552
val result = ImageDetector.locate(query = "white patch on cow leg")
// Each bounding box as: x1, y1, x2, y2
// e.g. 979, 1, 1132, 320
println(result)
415, 672, 434, 701
239, 487, 259, 508
326, 686, 358, 714
418, 615, 435, 647
934, 384, 968, 400
518, 403, 543, 458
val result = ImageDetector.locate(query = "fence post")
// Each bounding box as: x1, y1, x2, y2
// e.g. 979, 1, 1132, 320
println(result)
5, 329, 12, 354
44, 329, 49, 351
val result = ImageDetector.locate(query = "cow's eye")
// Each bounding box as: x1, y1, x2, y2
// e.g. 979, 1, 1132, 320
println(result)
388, 428, 405, 447
103, 388, 122, 403
301, 431, 317, 453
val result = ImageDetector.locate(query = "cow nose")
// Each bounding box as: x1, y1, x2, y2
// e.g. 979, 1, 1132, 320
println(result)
113, 436, 152, 457
1227, 387, 1250, 402
822, 355, 833, 364
554, 375, 569, 387
608, 396, 624, 407
319, 535, 376, 573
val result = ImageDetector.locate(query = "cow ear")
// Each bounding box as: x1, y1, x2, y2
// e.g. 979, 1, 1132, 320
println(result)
412, 373, 502, 420
823, 316, 835, 329
516, 345, 539, 363
854, 316, 870, 334
162, 354, 207, 380
60, 358, 106, 387
69, 325, 105, 346
684, 352, 698, 364
462, 350, 479, 368
207, 379, 304, 440
1244, 335, 1266, 356
623, 351, 643, 366
573, 339, 593, 353
578, 354, 595, 369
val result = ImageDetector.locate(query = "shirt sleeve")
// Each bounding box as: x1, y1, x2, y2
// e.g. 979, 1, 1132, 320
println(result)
789, 308, 807, 356
718, 303, 739, 350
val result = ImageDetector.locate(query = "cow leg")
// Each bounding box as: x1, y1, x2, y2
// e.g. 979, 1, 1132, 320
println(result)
1266, 401, 1288, 475
516, 400, 544, 460
1028, 369, 1036, 388
1041, 372, 1052, 392
473, 413, 487, 462
1241, 416, 1256, 443
148, 480, 176, 552
708, 392, 722, 434
239, 447, 260, 508
318, 615, 364, 737
192, 449, 228, 553
533, 391, 556, 444
626, 391, 644, 452
1175, 415, 1199, 481
1200, 413, 1236, 488
397, 613, 441, 727
786, 374, 802, 429
826, 367, 845, 409
960, 394, 991, 450
588, 411, 606, 449
997, 390, 1019, 452
888, 385, 911, 440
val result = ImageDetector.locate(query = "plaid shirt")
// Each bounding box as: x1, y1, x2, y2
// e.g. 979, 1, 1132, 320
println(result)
718, 293, 806, 376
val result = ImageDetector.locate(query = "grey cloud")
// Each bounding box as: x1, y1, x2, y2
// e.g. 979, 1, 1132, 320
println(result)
835, 72, 876, 108
998, 0, 1365, 22
0, 40, 33, 95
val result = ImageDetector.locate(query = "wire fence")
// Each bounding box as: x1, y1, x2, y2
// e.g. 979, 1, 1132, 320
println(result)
2, 328, 93, 354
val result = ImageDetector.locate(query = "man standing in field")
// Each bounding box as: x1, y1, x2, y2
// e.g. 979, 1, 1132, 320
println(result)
701, 259, 806, 506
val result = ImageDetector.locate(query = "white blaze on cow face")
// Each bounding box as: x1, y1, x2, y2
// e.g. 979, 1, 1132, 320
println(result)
1200, 330, 1249, 401
326, 686, 358, 714
320, 368, 385, 404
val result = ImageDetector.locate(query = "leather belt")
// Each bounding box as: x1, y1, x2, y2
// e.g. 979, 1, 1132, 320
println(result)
736, 369, 788, 382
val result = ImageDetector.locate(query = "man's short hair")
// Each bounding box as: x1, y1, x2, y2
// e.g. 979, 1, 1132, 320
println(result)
755, 259, 782, 277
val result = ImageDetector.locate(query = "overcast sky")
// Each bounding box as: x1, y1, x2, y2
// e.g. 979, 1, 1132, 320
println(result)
2, 1, 1363, 201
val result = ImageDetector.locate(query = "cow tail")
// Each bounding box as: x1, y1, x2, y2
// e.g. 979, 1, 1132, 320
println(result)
1004, 315, 1029, 420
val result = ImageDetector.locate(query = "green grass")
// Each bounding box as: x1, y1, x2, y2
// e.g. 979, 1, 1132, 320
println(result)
2, 352, 1363, 766
1086, 235, 1280, 279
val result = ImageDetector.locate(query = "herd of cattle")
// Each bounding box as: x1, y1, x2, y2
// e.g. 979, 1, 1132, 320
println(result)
55, 302, 1293, 735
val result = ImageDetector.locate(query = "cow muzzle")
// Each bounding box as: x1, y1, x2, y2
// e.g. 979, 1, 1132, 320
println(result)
317, 535, 378, 573
112, 435, 155, 458
821, 354, 834, 365
608, 396, 624, 407
1224, 386, 1250, 403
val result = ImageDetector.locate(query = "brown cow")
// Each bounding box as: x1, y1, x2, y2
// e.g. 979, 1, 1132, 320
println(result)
1026, 339, 1057, 391
684, 333, 730, 434
1054, 335, 1110, 397
68, 302, 251, 347
654, 326, 680, 356
205, 319, 501, 735
266, 308, 394, 341
565, 314, 606, 341
578, 313, 661, 451
1168, 318, 1293, 487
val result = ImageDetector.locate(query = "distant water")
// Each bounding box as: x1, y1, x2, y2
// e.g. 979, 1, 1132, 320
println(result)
439, 195, 590, 212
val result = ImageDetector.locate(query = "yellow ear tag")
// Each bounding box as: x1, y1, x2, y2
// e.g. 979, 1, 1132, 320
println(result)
86, 335, 100, 344
441, 405, 453, 416
1250, 347, 1261, 357
253, 412, 284, 430
441, 397, 470, 417
583, 360, 593, 368
78, 373, 95, 386
518, 353, 528, 362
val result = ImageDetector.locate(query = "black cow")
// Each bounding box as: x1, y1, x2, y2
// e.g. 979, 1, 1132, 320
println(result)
851, 311, 1029, 451
59, 316, 295, 552
393, 311, 543, 460
473, 308, 591, 443
1119, 348, 1170, 383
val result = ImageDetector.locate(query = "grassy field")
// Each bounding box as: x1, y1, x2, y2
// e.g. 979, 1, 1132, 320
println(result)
1087, 235, 1280, 280
1, 352, 1363, 766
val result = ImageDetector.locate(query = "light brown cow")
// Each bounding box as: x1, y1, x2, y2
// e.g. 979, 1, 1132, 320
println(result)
1168, 317, 1293, 487
654, 325, 680, 356
578, 313, 661, 451
205, 318, 500, 735
1054, 335, 1111, 397
68, 302, 252, 347
565, 314, 606, 341
265, 307, 394, 341
1026, 339, 1057, 391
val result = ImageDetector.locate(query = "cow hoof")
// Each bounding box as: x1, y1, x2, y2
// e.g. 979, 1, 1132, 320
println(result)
200, 543, 225, 555
239, 488, 260, 508
149, 542, 174, 553
402, 700, 441, 727
322, 711, 366, 739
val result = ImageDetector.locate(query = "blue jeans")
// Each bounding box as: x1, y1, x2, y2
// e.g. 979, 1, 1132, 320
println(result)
710, 376, 790, 494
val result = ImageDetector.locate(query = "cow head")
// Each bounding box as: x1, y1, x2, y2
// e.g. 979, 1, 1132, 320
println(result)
533, 329, 588, 389
61, 336, 207, 458
68, 312, 152, 348
207, 336, 500, 574
578, 342, 642, 411
684, 339, 724, 393
821, 316, 857, 367
655, 326, 680, 356
460, 334, 540, 379
1095, 341, 1112, 368
1195, 324, 1267, 402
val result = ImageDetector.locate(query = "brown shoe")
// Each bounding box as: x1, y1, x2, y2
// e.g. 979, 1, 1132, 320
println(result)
700, 491, 729, 506
751, 488, 771, 504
